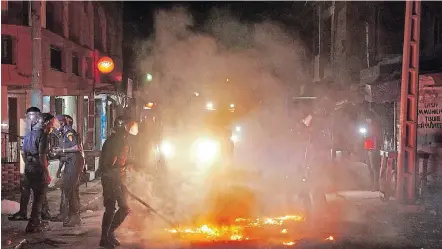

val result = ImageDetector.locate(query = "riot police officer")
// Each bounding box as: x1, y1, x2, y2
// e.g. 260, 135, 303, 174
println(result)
98, 116, 136, 249
20, 111, 53, 232
52, 115, 84, 227
9, 107, 52, 223
50, 115, 70, 222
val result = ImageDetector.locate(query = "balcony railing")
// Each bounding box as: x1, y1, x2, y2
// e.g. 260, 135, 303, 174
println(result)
1, 132, 23, 164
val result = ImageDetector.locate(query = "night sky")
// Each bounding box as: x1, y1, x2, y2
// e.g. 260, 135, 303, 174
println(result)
123, 1, 313, 38
122, 1, 314, 72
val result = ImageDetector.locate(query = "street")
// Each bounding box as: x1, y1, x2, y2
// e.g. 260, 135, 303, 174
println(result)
2, 179, 441, 249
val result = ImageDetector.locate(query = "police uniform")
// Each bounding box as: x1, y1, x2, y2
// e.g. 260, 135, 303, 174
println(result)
9, 112, 51, 223
51, 129, 69, 221
99, 117, 134, 248
21, 119, 50, 232
59, 127, 83, 226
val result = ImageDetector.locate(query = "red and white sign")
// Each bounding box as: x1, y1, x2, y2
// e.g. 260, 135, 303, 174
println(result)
418, 85, 442, 135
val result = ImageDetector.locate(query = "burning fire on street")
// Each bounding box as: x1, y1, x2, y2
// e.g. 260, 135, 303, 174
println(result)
160, 214, 336, 247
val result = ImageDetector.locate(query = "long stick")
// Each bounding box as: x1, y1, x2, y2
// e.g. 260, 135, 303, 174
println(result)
125, 188, 178, 229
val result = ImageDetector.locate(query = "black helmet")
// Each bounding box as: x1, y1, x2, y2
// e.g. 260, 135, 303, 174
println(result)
33, 113, 50, 130
40, 113, 55, 128
26, 106, 41, 126
63, 115, 74, 127
114, 115, 128, 132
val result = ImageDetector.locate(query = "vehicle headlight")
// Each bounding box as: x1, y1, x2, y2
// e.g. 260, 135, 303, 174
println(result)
160, 140, 174, 158
193, 138, 220, 164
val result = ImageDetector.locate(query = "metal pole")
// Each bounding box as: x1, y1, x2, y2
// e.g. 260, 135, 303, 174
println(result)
31, 1, 43, 109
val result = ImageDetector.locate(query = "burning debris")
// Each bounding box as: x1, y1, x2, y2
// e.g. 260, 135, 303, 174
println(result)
160, 214, 338, 246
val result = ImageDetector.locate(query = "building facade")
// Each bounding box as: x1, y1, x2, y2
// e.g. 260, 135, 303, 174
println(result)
1, 1, 124, 152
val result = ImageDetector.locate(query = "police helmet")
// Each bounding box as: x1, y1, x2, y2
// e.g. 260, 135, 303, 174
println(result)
26, 106, 41, 126
63, 115, 74, 127
40, 113, 55, 128
114, 116, 127, 132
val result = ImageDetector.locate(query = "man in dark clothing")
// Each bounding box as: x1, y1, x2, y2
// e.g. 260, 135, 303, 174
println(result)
50, 115, 70, 222
20, 111, 52, 232
51, 115, 84, 227
9, 107, 51, 223
97, 116, 136, 249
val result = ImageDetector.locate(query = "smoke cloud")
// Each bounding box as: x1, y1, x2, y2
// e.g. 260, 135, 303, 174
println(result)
123, 6, 381, 247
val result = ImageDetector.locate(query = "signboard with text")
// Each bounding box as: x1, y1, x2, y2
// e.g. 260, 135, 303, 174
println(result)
418, 86, 442, 135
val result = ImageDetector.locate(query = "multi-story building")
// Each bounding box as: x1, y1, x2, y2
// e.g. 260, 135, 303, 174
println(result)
1, 1, 123, 149
301, 2, 442, 159
1, 1, 123, 188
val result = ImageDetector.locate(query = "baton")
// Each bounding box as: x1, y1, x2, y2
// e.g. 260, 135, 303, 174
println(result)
124, 187, 178, 229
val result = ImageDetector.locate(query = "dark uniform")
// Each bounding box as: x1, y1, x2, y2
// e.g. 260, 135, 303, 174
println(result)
54, 115, 83, 227
98, 116, 135, 249
22, 113, 51, 232
50, 119, 69, 222
9, 108, 51, 223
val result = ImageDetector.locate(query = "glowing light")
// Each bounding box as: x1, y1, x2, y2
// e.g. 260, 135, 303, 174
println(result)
195, 138, 219, 164
97, 56, 115, 74
283, 241, 296, 246
206, 102, 214, 110
326, 235, 334, 241
230, 103, 235, 108
231, 135, 239, 143
281, 229, 288, 234
146, 73, 153, 82
144, 102, 154, 110
235, 126, 241, 132
194, 92, 200, 96
160, 140, 174, 158
359, 127, 367, 134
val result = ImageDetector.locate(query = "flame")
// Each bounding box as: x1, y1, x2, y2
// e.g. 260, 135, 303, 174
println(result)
283, 241, 296, 246
165, 214, 304, 242
326, 235, 335, 241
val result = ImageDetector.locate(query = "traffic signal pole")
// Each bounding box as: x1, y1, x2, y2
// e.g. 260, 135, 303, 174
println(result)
397, 0, 421, 204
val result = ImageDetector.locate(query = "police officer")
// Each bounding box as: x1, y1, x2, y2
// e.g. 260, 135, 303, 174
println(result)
9, 107, 52, 223
52, 115, 84, 227
98, 116, 136, 249
50, 115, 70, 222
20, 111, 52, 232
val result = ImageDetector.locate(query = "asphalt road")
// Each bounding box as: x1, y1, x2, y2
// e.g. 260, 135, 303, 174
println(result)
2, 180, 442, 249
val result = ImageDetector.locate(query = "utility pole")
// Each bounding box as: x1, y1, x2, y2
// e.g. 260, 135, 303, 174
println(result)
31, 1, 43, 109
397, 0, 421, 204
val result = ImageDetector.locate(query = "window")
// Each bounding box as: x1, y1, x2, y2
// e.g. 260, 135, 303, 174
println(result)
3, 1, 29, 25
94, 8, 103, 51
72, 53, 79, 75
69, 3, 80, 43
2, 35, 13, 64
46, 2, 63, 35
85, 57, 92, 79
46, 2, 55, 32
50, 46, 63, 71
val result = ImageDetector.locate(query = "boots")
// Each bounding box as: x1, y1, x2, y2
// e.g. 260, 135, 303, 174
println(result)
25, 219, 49, 233
106, 207, 130, 246
100, 210, 116, 248
63, 213, 81, 227
52, 213, 68, 222
9, 211, 28, 221
41, 211, 52, 221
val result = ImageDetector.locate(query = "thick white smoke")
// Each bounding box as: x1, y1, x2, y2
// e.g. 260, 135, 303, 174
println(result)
131, 5, 312, 220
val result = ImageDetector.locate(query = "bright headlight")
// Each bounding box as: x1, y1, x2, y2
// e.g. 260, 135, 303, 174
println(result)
194, 138, 220, 164
160, 140, 174, 158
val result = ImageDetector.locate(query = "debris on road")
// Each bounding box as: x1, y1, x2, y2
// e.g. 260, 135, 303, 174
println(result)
13, 239, 27, 249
